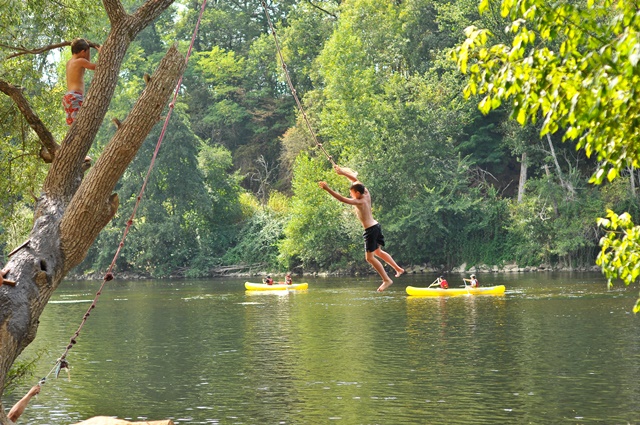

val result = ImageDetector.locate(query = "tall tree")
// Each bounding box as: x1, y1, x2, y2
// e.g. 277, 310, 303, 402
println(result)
0, 0, 184, 420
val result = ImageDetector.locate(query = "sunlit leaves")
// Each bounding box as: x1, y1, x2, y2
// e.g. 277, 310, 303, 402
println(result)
279, 154, 361, 270
452, 0, 640, 184
597, 210, 640, 305
452, 0, 640, 303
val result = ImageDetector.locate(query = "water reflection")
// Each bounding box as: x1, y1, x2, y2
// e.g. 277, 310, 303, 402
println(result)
6, 273, 640, 424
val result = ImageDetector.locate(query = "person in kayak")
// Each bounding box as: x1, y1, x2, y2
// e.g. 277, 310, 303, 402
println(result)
318, 165, 404, 292
463, 274, 479, 288
285, 272, 293, 285
263, 275, 274, 285
438, 276, 449, 289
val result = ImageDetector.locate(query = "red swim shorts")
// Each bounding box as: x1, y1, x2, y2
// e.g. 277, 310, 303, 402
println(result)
62, 91, 84, 125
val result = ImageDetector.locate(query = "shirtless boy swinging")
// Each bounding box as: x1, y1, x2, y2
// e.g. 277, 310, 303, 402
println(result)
319, 165, 404, 292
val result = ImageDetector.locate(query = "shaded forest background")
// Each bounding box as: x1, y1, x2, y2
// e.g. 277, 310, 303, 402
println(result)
2, 0, 638, 278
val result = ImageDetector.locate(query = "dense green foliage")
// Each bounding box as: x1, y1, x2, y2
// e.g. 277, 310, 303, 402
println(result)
452, 0, 640, 306
2, 0, 638, 280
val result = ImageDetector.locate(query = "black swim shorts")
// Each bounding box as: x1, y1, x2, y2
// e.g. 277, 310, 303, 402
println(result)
363, 223, 385, 252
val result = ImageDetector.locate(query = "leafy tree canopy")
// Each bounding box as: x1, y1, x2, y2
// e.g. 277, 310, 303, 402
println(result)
452, 0, 640, 183
452, 0, 640, 304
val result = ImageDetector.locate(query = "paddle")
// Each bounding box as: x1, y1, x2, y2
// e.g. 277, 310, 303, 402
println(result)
428, 278, 440, 288
462, 279, 471, 295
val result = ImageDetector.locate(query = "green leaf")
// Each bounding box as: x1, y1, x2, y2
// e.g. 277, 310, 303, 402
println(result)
479, 96, 492, 114
479, 0, 490, 14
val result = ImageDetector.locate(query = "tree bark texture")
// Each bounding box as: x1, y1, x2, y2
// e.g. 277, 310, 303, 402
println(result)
0, 1, 182, 423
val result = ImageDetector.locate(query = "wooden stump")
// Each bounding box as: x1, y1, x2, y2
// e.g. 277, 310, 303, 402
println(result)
71, 417, 173, 425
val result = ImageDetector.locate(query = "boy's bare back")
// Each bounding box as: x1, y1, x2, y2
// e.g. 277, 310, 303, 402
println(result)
66, 54, 96, 94
66, 38, 99, 94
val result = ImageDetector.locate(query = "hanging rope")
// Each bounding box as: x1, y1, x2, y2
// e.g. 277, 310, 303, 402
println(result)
41, 0, 209, 386
259, 0, 336, 167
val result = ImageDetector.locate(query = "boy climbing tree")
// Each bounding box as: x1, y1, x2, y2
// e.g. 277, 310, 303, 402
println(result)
63, 38, 101, 126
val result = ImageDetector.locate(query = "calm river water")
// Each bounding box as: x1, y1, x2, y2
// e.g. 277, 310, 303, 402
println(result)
6, 272, 640, 424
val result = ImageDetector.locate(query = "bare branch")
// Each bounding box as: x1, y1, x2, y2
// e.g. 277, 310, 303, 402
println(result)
1, 42, 69, 59
250, 155, 278, 203
305, 0, 338, 18
1, 40, 101, 60
0, 79, 59, 162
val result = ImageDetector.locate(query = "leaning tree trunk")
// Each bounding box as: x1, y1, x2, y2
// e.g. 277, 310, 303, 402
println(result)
0, 1, 185, 423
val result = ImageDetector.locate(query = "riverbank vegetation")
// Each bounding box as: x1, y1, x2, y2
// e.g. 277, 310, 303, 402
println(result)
2, 0, 639, 279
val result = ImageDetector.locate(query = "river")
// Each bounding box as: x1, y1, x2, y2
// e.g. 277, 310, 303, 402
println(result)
6, 272, 640, 424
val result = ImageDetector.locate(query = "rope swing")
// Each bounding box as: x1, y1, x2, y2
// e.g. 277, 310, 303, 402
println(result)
259, 0, 337, 167
40, 0, 208, 388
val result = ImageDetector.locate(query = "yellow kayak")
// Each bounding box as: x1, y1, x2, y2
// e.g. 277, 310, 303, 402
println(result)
244, 282, 309, 291
406, 285, 506, 297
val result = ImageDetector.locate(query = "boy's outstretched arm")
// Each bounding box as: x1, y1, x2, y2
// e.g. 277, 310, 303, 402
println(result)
318, 181, 358, 205
334, 165, 358, 183
8, 384, 40, 422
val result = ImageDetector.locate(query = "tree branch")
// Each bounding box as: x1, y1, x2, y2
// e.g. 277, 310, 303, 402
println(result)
0, 80, 59, 163
130, 0, 177, 34
305, 0, 338, 19
1, 41, 102, 60
1, 41, 69, 59
103, 0, 128, 24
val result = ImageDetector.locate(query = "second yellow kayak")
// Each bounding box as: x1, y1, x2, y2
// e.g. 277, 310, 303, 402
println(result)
406, 285, 506, 297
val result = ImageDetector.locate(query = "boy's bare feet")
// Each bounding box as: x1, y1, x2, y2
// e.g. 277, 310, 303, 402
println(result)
395, 268, 405, 278
377, 279, 394, 292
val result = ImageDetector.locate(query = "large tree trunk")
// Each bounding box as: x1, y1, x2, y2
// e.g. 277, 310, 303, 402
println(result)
0, 1, 184, 423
